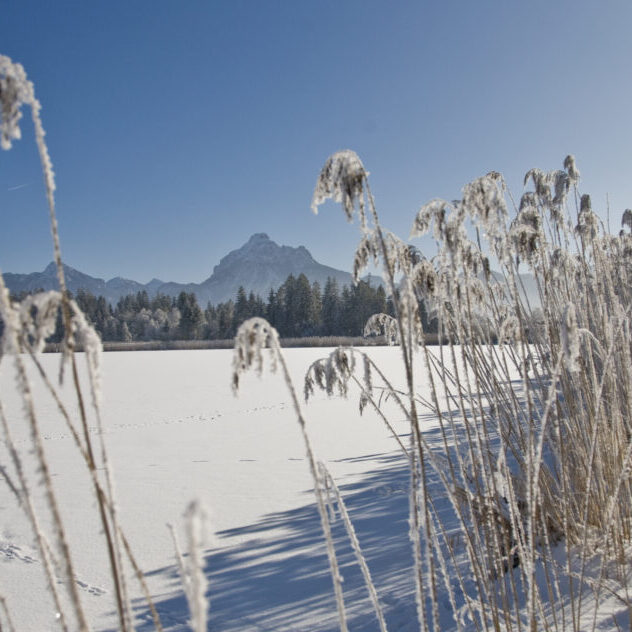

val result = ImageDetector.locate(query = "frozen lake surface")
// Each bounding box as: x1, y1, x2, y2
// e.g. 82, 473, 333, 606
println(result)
1, 346, 628, 631
0, 347, 424, 631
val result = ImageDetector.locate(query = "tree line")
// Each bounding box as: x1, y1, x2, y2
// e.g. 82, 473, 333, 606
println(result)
11, 273, 410, 343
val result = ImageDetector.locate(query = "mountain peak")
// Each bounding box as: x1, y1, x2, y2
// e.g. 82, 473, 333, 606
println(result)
198, 233, 351, 303
247, 232, 271, 243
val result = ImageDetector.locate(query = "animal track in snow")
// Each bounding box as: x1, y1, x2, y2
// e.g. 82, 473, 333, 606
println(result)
0, 543, 36, 564
2, 403, 289, 446
1, 540, 106, 597
75, 580, 106, 597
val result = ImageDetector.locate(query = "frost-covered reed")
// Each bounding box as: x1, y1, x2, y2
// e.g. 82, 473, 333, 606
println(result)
305, 149, 632, 630
232, 317, 350, 631
0, 54, 168, 632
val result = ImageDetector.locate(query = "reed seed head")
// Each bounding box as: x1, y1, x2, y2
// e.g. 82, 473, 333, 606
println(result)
311, 150, 368, 225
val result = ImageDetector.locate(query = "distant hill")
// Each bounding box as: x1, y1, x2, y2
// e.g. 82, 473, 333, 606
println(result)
3, 234, 383, 305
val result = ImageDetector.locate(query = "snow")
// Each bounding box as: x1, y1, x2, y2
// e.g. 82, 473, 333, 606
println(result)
0, 348, 420, 630
0, 347, 629, 631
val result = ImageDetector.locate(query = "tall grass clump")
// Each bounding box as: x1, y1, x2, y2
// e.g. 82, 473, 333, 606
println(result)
303, 150, 632, 630
0, 54, 177, 632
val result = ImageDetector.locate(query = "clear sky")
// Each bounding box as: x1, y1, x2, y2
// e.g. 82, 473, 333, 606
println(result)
1, 1, 631, 283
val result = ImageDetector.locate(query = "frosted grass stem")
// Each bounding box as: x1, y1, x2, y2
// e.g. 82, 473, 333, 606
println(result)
319, 463, 389, 632
233, 318, 348, 632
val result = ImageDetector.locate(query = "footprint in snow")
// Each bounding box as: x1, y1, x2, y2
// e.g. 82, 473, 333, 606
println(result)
0, 543, 36, 564
75, 580, 106, 597
2, 542, 106, 596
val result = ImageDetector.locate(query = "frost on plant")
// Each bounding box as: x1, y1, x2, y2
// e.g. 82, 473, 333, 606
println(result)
411, 199, 453, 241
563, 153, 580, 184
460, 172, 507, 246
0, 55, 33, 150
0, 54, 55, 201
364, 313, 399, 346
560, 302, 580, 372
311, 150, 368, 226
232, 317, 280, 392
0, 287, 104, 413
170, 501, 210, 632
576, 194, 599, 240
183, 501, 209, 632
352, 232, 380, 284
304, 347, 357, 401
510, 203, 542, 264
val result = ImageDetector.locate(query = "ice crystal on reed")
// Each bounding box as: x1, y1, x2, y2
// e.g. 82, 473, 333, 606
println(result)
232, 317, 280, 392
524, 167, 552, 207
576, 194, 598, 240
510, 205, 542, 263
410, 259, 438, 299
460, 173, 507, 230
304, 347, 357, 401
499, 312, 520, 345
0, 276, 20, 359
551, 170, 571, 212
410, 199, 452, 239
311, 150, 368, 226
364, 313, 400, 345
17, 291, 62, 353
560, 303, 580, 372
352, 232, 380, 284
68, 299, 103, 406
183, 500, 209, 632
563, 154, 580, 184
4, 290, 104, 406
0, 55, 55, 198
0, 56, 32, 150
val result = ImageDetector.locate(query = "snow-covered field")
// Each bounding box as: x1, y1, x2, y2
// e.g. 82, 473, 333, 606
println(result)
0, 347, 428, 631
2, 346, 630, 631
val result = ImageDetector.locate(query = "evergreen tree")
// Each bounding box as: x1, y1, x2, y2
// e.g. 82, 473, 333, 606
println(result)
254, 295, 266, 318
310, 281, 322, 334
375, 285, 387, 315
247, 291, 257, 318
340, 285, 353, 335
281, 275, 297, 337
136, 290, 150, 311
176, 291, 204, 339
274, 283, 289, 336
322, 277, 341, 335
151, 293, 173, 312
265, 289, 279, 329
217, 300, 234, 339
292, 274, 314, 336
233, 286, 249, 330
204, 303, 219, 339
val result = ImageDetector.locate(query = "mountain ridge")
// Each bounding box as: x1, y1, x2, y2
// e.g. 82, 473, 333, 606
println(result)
3, 234, 380, 305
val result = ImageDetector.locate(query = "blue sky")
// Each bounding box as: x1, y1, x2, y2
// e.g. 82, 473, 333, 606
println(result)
1, 1, 631, 284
